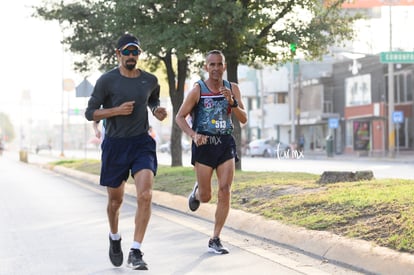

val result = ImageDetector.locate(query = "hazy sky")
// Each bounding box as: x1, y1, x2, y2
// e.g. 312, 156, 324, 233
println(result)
0, 1, 81, 126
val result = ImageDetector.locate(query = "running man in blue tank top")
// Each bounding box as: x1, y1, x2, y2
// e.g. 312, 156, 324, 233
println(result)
85, 33, 167, 270
176, 50, 247, 254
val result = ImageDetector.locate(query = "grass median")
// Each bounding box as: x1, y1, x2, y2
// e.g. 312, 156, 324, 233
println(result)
53, 159, 414, 254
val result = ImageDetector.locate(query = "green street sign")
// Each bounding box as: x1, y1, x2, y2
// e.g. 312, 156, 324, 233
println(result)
380, 51, 414, 63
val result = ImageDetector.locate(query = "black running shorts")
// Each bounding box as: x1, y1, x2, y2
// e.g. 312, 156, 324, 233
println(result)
191, 135, 238, 169
100, 133, 157, 188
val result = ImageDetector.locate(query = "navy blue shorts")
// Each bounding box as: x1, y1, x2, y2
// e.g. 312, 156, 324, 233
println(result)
191, 135, 238, 169
100, 133, 157, 188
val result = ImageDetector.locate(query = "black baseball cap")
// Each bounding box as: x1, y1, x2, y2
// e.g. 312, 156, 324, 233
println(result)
117, 33, 141, 50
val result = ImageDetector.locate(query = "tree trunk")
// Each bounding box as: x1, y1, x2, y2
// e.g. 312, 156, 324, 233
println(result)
163, 52, 187, 167
170, 58, 188, 166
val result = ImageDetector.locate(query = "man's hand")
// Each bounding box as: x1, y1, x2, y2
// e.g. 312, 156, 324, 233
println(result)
153, 106, 167, 121
118, 101, 135, 115
192, 133, 208, 147
219, 86, 232, 102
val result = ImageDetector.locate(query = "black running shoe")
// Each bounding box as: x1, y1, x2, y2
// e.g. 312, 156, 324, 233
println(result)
109, 237, 123, 267
188, 182, 200, 211
208, 237, 229, 254
127, 249, 148, 270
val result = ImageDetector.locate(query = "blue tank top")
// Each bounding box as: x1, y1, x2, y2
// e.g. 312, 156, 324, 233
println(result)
191, 80, 233, 135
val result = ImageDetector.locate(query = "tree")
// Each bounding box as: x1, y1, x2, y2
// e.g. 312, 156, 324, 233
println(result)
0, 112, 16, 142
35, 0, 196, 166
187, 0, 359, 169
34, 0, 359, 169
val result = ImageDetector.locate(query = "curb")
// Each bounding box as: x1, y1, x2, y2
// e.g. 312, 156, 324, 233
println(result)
51, 165, 414, 275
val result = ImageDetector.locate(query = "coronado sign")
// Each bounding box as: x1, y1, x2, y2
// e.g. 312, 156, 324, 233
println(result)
380, 51, 414, 64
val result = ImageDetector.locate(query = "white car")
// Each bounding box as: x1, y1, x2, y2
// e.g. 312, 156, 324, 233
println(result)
248, 139, 290, 158
159, 139, 191, 154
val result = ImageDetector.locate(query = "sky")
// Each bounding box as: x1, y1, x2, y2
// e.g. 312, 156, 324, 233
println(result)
0, 0, 84, 126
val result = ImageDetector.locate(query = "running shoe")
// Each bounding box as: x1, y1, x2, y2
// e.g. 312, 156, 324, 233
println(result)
108, 237, 123, 267
208, 237, 229, 254
127, 249, 148, 270
188, 182, 200, 211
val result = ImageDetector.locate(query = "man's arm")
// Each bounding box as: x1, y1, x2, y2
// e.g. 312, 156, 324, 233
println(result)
148, 84, 161, 114
92, 101, 136, 121
92, 121, 101, 138
175, 85, 200, 139
229, 82, 247, 124
176, 84, 209, 146
148, 84, 167, 121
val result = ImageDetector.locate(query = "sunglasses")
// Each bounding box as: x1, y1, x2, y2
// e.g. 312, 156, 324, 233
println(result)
120, 48, 141, 56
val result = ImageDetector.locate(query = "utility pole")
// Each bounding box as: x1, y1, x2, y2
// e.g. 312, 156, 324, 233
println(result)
260, 69, 265, 138
387, 2, 395, 157
60, 42, 65, 158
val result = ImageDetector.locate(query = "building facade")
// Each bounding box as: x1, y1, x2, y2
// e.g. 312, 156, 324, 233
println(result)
324, 55, 413, 155
242, 54, 414, 156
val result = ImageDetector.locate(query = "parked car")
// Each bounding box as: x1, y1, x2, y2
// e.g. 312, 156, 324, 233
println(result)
248, 138, 290, 158
35, 144, 52, 154
159, 139, 191, 154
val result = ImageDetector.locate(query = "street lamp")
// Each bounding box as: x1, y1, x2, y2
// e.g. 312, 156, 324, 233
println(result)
387, 1, 396, 157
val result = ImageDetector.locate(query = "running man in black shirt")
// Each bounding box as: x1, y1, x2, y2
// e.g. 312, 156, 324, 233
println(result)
85, 33, 167, 270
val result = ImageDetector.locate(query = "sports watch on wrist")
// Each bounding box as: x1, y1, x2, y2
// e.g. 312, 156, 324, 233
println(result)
230, 97, 238, 108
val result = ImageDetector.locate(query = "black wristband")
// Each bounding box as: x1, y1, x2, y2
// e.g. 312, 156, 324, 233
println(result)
230, 97, 238, 108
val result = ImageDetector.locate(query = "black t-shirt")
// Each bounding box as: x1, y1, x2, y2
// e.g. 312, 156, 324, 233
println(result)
85, 68, 160, 138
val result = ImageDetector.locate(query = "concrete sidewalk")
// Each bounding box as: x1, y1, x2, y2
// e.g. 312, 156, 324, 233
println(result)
298, 149, 414, 164
49, 164, 414, 275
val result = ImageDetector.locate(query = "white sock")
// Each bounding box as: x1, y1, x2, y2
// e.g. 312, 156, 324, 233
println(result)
131, 241, 141, 250
109, 232, 121, 241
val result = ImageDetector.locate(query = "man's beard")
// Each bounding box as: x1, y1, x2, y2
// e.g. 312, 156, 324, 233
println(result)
124, 59, 136, 71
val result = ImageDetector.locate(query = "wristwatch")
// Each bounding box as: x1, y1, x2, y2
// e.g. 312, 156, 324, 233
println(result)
230, 97, 238, 108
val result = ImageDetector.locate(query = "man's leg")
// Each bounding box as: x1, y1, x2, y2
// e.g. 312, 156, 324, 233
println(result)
107, 181, 126, 266
126, 169, 153, 270
213, 158, 234, 238
194, 162, 214, 203
132, 169, 154, 243
107, 181, 126, 236
205, 158, 234, 254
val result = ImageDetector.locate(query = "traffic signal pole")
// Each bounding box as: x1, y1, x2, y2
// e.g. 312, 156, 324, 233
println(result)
290, 62, 295, 145
289, 43, 297, 145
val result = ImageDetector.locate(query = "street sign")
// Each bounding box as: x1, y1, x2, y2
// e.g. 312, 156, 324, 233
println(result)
392, 111, 404, 124
328, 118, 339, 129
380, 52, 414, 64
76, 79, 94, 97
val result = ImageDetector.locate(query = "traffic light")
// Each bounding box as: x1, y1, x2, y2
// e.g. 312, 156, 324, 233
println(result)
290, 43, 297, 54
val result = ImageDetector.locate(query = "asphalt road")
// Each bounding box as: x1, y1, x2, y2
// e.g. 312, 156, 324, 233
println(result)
0, 152, 363, 275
